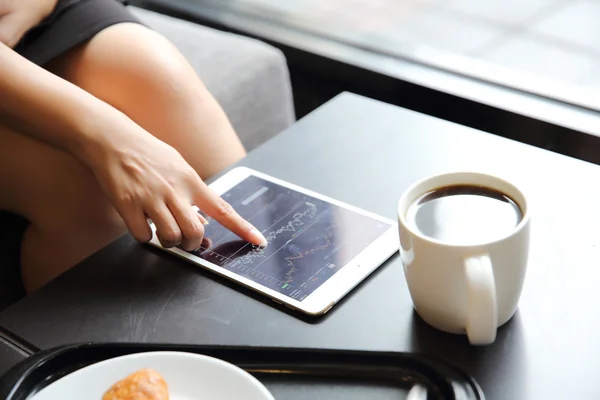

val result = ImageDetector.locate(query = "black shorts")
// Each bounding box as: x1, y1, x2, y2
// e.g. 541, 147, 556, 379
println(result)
14, 0, 141, 67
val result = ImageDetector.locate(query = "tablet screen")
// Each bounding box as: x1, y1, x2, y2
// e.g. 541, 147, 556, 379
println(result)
188, 175, 393, 301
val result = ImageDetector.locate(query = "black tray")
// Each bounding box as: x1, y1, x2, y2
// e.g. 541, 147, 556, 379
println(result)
0, 343, 485, 400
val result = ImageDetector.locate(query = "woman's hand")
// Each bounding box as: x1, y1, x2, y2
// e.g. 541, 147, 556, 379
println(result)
87, 112, 267, 251
0, 40, 265, 252
0, 0, 58, 47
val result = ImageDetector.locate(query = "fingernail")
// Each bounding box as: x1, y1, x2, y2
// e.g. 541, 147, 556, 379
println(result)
198, 214, 209, 225
249, 228, 267, 247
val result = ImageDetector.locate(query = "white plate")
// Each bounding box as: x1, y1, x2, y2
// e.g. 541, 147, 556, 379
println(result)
30, 351, 275, 400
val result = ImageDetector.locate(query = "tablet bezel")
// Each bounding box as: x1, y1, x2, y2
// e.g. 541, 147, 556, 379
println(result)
148, 167, 399, 316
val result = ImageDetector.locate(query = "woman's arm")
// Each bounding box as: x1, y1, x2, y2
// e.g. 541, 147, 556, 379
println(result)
0, 0, 58, 48
0, 42, 129, 163
0, 43, 267, 248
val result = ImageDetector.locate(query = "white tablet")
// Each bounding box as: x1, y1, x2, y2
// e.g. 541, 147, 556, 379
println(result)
148, 167, 398, 316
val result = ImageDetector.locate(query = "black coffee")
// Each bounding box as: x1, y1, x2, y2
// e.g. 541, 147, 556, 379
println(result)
406, 184, 522, 245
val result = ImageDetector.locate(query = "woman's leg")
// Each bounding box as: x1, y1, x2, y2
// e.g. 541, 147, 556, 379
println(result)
47, 22, 246, 180
0, 123, 126, 293
5, 21, 244, 292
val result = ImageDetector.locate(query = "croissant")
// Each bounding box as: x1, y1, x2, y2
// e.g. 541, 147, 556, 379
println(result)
103, 368, 169, 400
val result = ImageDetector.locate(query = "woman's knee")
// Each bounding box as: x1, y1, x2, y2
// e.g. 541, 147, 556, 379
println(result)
49, 23, 207, 109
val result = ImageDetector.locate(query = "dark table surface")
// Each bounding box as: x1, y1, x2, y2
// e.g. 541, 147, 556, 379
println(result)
0, 335, 27, 377
1, 93, 600, 400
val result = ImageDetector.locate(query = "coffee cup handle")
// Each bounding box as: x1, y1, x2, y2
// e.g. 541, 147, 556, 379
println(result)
464, 254, 498, 345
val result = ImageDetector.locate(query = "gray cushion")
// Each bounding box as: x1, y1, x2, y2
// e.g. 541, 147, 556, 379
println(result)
129, 7, 296, 151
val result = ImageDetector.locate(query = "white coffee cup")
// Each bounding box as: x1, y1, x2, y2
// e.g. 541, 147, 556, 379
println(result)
397, 172, 530, 345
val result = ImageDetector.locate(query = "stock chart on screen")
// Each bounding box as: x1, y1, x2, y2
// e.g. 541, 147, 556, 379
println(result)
187, 175, 392, 301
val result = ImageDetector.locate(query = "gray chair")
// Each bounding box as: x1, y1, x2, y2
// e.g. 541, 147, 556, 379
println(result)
0, 6, 295, 310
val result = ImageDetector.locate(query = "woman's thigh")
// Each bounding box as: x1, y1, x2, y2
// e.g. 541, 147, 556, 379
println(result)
0, 122, 122, 236
46, 22, 246, 180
